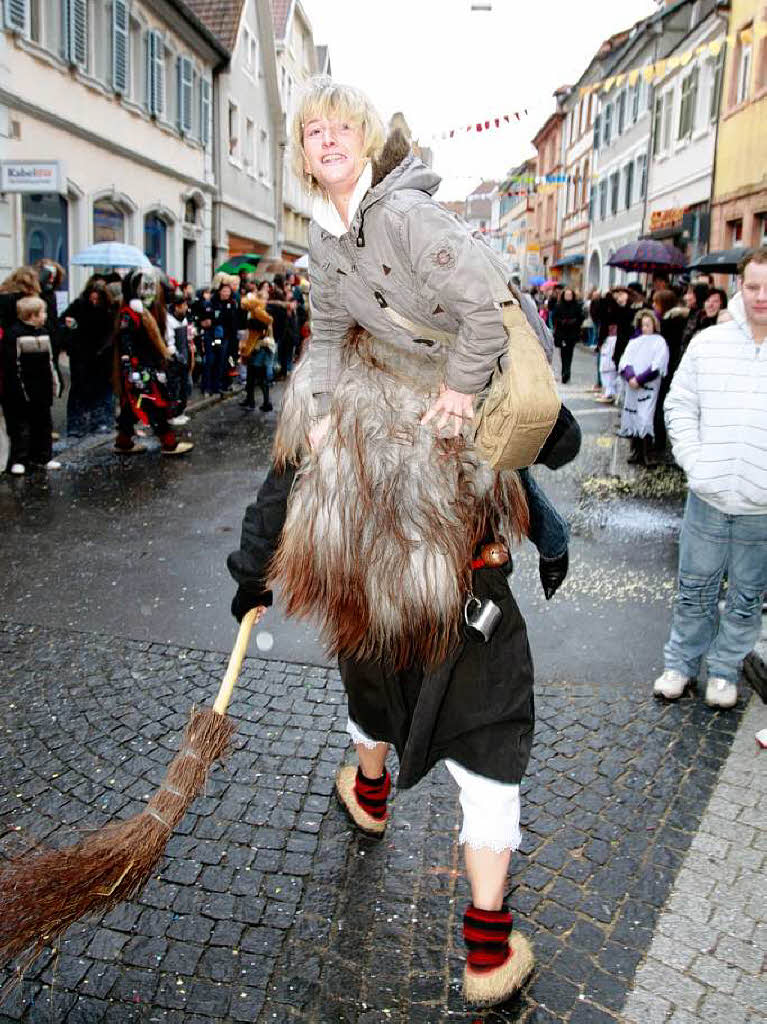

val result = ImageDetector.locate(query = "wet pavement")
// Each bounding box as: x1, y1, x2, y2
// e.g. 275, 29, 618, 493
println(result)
0, 348, 752, 1021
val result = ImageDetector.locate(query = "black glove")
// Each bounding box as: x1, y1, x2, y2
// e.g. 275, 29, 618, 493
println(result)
539, 550, 568, 600
231, 585, 271, 622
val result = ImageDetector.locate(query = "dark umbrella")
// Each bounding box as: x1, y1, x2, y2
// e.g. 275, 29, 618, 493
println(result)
687, 247, 752, 275
607, 240, 687, 272
215, 254, 264, 274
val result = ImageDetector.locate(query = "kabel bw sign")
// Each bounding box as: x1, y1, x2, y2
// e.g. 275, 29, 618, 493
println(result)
0, 161, 63, 193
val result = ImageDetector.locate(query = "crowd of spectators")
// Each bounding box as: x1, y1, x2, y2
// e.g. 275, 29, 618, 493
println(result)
0, 260, 311, 474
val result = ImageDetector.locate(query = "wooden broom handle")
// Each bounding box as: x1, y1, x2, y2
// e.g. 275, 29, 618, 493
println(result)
213, 607, 264, 715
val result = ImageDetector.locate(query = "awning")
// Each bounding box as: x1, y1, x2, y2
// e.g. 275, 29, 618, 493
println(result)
551, 254, 584, 269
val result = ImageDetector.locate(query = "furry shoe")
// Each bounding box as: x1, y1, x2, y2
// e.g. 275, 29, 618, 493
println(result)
463, 931, 534, 1006
335, 765, 388, 838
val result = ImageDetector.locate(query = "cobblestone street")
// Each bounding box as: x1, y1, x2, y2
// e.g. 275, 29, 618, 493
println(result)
1, 349, 764, 1022
0, 620, 754, 1023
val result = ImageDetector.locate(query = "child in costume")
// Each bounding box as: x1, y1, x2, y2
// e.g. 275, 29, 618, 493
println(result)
238, 292, 275, 412
3, 295, 62, 474
618, 310, 669, 466
114, 269, 193, 457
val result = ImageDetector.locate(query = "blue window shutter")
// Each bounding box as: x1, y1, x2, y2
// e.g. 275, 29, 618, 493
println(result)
64, 0, 87, 68
112, 0, 128, 94
3, 0, 27, 33
200, 77, 211, 147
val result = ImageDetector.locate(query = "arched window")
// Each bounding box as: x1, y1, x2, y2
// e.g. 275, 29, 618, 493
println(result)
93, 199, 125, 243
144, 213, 168, 269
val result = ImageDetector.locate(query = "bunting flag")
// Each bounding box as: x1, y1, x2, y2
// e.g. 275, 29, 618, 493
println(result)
577, 24, 766, 98
430, 107, 530, 142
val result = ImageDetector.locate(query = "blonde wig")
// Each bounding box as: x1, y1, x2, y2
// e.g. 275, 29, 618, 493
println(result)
291, 76, 386, 196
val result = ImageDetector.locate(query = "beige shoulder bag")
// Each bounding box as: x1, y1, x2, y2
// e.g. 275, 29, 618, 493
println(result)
381, 299, 561, 470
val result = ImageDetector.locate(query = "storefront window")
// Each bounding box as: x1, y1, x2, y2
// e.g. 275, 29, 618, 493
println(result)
144, 213, 167, 270
93, 200, 125, 243
22, 193, 68, 276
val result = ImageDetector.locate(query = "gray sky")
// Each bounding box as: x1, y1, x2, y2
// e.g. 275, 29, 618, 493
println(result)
300, 0, 659, 199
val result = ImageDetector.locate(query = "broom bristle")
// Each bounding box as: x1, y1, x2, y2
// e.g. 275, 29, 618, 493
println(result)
0, 707, 234, 978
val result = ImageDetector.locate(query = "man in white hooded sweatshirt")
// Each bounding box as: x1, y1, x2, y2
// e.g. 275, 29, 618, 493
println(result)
655, 248, 767, 708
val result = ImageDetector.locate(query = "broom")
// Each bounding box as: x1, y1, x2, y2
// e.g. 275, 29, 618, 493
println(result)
0, 606, 263, 980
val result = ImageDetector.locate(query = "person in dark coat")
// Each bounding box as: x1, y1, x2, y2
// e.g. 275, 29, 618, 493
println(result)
3, 295, 61, 473
210, 282, 238, 392
59, 281, 116, 436
652, 288, 690, 453
552, 287, 584, 384
608, 286, 635, 368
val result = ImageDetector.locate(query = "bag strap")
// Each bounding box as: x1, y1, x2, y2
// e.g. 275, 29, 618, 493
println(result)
379, 302, 455, 345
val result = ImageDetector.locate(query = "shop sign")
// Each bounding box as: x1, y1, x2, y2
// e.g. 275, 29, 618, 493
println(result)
1, 161, 63, 193
649, 207, 688, 232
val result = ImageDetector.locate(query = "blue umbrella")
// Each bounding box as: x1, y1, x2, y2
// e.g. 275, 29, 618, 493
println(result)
529, 274, 545, 286
71, 242, 153, 268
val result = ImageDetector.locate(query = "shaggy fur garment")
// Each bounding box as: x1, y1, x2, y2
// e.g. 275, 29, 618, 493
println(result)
270, 327, 529, 671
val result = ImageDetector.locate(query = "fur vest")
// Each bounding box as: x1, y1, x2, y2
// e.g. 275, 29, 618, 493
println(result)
269, 329, 528, 671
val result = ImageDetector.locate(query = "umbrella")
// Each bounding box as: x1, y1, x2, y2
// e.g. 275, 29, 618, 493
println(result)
529, 275, 546, 286
540, 279, 559, 290
687, 247, 752, 275
294, 253, 309, 270
607, 240, 687, 272
71, 243, 152, 268
215, 254, 264, 275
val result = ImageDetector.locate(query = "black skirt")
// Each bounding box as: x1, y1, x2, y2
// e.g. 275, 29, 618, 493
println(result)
341, 564, 535, 790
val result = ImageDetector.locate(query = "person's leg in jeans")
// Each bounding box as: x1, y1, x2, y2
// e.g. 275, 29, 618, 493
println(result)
663, 492, 729, 679
707, 510, 767, 682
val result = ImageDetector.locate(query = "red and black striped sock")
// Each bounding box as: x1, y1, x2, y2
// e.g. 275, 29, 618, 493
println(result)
463, 903, 513, 972
354, 767, 391, 820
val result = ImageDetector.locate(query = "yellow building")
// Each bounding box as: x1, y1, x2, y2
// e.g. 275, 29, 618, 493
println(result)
710, 3, 767, 251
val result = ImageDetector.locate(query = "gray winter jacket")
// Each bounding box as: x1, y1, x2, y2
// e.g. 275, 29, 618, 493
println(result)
307, 130, 552, 414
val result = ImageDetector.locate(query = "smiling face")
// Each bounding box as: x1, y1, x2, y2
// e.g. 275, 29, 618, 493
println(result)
302, 117, 366, 199
704, 292, 722, 318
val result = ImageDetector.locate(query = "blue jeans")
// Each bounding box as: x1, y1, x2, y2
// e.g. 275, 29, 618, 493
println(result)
664, 491, 767, 683
519, 468, 569, 560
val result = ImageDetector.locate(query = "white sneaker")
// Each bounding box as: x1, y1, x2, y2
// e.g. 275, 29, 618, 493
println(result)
705, 676, 738, 709
9, 463, 25, 476
653, 668, 690, 700
168, 415, 190, 426
44, 459, 62, 470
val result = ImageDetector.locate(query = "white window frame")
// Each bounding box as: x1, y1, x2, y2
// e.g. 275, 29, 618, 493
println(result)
662, 89, 674, 153
228, 98, 241, 164
678, 65, 699, 141
244, 116, 255, 173
259, 127, 270, 184
737, 42, 752, 104
709, 46, 725, 123
603, 102, 613, 146
636, 153, 647, 200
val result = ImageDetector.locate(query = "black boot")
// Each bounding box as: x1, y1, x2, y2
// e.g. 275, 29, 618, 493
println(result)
627, 437, 645, 465
260, 383, 273, 412
240, 365, 256, 408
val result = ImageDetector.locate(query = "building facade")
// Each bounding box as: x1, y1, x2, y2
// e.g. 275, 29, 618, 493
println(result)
558, 30, 631, 291
188, 0, 282, 268
644, 1, 727, 263
271, 0, 318, 259
531, 108, 565, 276
498, 159, 536, 285
710, 1, 767, 253
1, 0, 227, 295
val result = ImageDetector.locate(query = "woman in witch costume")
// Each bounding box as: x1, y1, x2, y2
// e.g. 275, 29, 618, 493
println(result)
228, 79, 571, 1007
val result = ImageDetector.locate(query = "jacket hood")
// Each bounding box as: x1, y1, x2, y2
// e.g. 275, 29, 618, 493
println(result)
727, 291, 749, 336
367, 127, 441, 203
